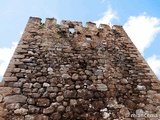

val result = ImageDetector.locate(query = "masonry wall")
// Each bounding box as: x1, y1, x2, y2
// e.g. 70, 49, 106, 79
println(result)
0, 17, 160, 120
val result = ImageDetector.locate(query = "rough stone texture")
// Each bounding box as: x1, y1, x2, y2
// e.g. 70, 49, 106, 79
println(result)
0, 87, 12, 96
37, 98, 50, 107
4, 95, 27, 103
0, 17, 160, 119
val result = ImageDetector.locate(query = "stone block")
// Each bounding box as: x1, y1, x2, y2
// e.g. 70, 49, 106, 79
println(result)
25, 115, 36, 120
4, 95, 27, 103
3, 77, 17, 82
96, 84, 108, 91
0, 87, 12, 96
0, 108, 7, 117
13, 55, 25, 59
43, 106, 54, 114
5, 103, 20, 110
28, 105, 40, 113
14, 107, 28, 115
19, 44, 29, 48
37, 98, 50, 107
36, 114, 49, 120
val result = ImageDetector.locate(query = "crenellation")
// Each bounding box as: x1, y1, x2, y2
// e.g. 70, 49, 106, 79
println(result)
73, 21, 83, 34
86, 22, 97, 30
0, 17, 160, 119
98, 24, 112, 34
26, 17, 42, 29
112, 25, 129, 37
44, 18, 57, 29
60, 20, 71, 29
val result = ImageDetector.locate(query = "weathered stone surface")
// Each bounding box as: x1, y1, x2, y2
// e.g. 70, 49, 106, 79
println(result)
0, 106, 8, 117
151, 83, 160, 90
36, 114, 49, 120
8, 115, 24, 120
6, 103, 20, 110
14, 108, 28, 115
147, 90, 157, 95
27, 98, 35, 105
13, 68, 21, 73
49, 93, 57, 98
13, 88, 21, 94
96, 84, 108, 91
28, 105, 40, 113
16, 73, 24, 78
50, 112, 61, 120
37, 98, 50, 107
4, 95, 27, 103
72, 73, 79, 80
100, 108, 110, 119
0, 94, 3, 102
154, 93, 160, 99
14, 82, 23, 87
119, 107, 130, 117
62, 73, 71, 79
120, 79, 128, 84
56, 96, 64, 102
85, 70, 93, 75
25, 115, 36, 120
47, 67, 53, 72
0, 17, 160, 120
70, 99, 77, 106
43, 82, 50, 87
0, 117, 5, 120
92, 101, 104, 110
137, 85, 146, 90
23, 83, 33, 88
57, 105, 65, 112
13, 55, 25, 58
43, 106, 54, 114
0, 81, 4, 87
3, 77, 17, 82
47, 87, 59, 92
77, 89, 93, 99
32, 93, 41, 98
64, 90, 77, 98
33, 83, 41, 88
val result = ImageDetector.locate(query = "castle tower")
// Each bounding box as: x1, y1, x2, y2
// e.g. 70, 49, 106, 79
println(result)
0, 17, 160, 120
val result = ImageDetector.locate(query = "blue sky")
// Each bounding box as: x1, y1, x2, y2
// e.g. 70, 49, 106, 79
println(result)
0, 0, 160, 81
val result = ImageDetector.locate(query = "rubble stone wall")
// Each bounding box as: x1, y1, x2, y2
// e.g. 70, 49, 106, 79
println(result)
0, 17, 160, 120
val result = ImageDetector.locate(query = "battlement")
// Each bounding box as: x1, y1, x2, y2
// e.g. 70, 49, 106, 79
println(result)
25, 17, 127, 37
0, 17, 160, 120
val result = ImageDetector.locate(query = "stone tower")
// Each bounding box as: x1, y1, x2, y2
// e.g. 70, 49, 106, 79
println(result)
0, 17, 160, 120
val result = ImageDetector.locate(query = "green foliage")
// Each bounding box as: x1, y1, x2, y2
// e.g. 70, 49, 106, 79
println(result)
85, 27, 89, 30
38, 23, 44, 29
98, 28, 103, 32
55, 34, 61, 43
56, 24, 60, 28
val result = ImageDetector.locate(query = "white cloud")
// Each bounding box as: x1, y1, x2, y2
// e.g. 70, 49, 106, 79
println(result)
20, 31, 23, 35
94, 6, 118, 27
147, 55, 160, 78
101, 0, 105, 3
95, 9, 160, 78
0, 42, 18, 78
124, 14, 160, 54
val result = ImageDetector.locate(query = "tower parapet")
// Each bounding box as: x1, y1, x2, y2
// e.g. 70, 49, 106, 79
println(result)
0, 17, 160, 120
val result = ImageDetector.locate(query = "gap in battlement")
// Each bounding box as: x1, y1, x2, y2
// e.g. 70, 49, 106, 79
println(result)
69, 28, 75, 34
86, 35, 92, 41
41, 18, 45, 23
